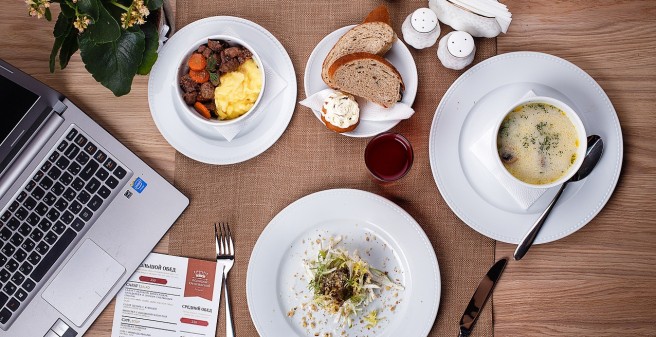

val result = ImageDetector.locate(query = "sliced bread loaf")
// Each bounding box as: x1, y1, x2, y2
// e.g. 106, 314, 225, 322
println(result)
321, 6, 396, 87
328, 52, 404, 108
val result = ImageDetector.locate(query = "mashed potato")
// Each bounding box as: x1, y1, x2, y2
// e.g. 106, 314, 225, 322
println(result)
214, 59, 262, 120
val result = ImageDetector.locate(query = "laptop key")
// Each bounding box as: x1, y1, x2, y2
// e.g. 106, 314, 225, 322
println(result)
3, 282, 17, 296
58, 140, 69, 151
35, 241, 49, 255
18, 223, 31, 236
29, 229, 43, 242
88, 195, 103, 211
2, 244, 15, 256
86, 178, 101, 194
76, 190, 91, 204
15, 289, 27, 303
98, 186, 111, 199
10, 272, 25, 286
46, 208, 61, 222
94, 150, 107, 163
80, 208, 93, 222
66, 128, 78, 141
71, 177, 85, 191
25, 180, 36, 192
0, 308, 11, 324
48, 151, 60, 162
28, 251, 42, 264
54, 199, 69, 213
55, 156, 70, 170
8, 218, 20, 231
39, 177, 54, 190
33, 170, 44, 182
95, 168, 109, 181
106, 176, 119, 189
0, 269, 10, 282
74, 134, 87, 147
44, 231, 58, 245
0, 211, 10, 222
10, 233, 23, 246
63, 188, 76, 202
6, 298, 20, 312
47, 166, 62, 180
60, 171, 73, 185
39, 161, 52, 173
71, 218, 85, 232
15, 207, 28, 220
21, 239, 35, 252
22, 279, 36, 292
32, 187, 45, 200
5, 259, 18, 273
51, 182, 65, 195
0, 293, 7, 308
76, 151, 90, 165
23, 197, 37, 210
0, 227, 11, 241
31, 228, 77, 282
18, 262, 33, 275
16, 191, 27, 202
0, 253, 6, 266
104, 158, 117, 172
37, 218, 51, 232
8, 201, 19, 212
84, 142, 97, 155
67, 161, 81, 175
26, 212, 40, 226
13, 249, 26, 263
64, 143, 80, 159
69, 201, 82, 214
52, 221, 66, 234
80, 161, 100, 180
44, 192, 58, 204
114, 166, 127, 179
61, 211, 74, 224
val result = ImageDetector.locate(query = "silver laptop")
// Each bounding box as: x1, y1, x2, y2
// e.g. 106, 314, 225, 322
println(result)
0, 59, 188, 337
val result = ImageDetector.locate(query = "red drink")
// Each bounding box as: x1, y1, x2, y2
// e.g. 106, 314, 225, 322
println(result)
364, 133, 414, 182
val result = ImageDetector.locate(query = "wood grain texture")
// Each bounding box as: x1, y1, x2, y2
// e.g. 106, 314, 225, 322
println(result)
1, 0, 654, 336
495, 1, 656, 336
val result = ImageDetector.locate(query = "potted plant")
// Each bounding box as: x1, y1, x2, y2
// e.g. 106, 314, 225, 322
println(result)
25, 0, 167, 96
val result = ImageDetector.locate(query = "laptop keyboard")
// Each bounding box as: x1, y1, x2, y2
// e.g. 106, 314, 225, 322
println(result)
0, 126, 129, 325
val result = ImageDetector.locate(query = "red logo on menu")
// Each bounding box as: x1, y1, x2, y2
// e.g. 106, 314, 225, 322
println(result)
184, 259, 217, 301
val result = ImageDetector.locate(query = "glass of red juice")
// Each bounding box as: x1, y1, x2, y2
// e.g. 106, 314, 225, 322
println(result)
364, 132, 414, 182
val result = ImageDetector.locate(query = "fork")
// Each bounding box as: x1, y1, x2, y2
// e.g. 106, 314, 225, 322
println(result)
215, 222, 235, 337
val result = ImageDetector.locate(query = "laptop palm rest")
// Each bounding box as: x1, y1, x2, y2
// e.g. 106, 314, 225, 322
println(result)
42, 239, 125, 327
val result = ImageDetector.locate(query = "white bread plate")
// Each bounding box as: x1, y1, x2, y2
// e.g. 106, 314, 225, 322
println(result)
304, 25, 418, 138
175, 34, 266, 127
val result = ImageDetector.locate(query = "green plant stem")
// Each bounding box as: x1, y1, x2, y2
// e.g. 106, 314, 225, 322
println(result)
110, 1, 130, 11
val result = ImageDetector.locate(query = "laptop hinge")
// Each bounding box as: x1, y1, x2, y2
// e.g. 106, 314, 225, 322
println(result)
53, 100, 67, 114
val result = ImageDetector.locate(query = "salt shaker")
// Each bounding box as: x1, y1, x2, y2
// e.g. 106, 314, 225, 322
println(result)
402, 8, 440, 49
437, 31, 475, 70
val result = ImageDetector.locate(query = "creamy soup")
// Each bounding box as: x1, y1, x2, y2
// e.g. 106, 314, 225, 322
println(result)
497, 103, 579, 185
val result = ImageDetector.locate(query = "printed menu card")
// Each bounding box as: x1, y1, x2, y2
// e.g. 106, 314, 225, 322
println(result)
111, 253, 221, 337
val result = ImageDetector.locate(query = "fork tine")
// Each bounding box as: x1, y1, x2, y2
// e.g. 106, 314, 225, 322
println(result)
225, 223, 234, 255
214, 223, 220, 256
221, 222, 228, 256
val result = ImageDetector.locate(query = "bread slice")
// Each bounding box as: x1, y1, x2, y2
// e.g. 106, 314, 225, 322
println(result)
321, 6, 396, 87
328, 52, 404, 108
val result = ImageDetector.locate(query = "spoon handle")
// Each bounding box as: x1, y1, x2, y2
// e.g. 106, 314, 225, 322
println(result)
514, 182, 568, 260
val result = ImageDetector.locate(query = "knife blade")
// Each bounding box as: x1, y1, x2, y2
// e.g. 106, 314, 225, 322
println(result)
458, 258, 508, 337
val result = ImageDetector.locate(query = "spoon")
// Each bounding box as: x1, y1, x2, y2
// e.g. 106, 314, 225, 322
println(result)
514, 135, 604, 261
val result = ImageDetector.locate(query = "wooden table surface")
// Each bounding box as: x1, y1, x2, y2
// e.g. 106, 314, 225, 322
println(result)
1, 0, 654, 336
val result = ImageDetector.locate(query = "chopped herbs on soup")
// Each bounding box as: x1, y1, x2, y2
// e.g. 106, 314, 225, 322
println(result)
497, 103, 579, 185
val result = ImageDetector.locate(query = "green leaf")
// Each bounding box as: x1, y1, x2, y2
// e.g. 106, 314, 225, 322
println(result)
60, 2, 75, 18
79, 29, 146, 96
85, 3, 120, 43
53, 12, 72, 38
136, 21, 158, 75
45, 8, 52, 21
59, 32, 79, 70
147, 0, 164, 11
50, 13, 72, 72
76, 0, 100, 20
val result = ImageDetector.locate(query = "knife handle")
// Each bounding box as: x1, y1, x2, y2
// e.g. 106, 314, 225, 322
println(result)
458, 327, 471, 337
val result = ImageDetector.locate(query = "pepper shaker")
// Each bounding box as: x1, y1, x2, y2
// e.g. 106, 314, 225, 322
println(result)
402, 8, 440, 49
437, 31, 475, 70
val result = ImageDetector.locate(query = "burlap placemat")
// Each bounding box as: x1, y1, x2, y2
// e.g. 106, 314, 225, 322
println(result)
170, 1, 497, 336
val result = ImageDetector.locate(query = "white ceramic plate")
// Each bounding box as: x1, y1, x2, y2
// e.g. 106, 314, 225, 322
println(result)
148, 16, 297, 165
429, 52, 623, 244
304, 26, 418, 138
247, 189, 440, 337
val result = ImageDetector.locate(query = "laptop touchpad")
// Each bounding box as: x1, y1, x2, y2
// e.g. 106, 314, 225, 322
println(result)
42, 239, 125, 327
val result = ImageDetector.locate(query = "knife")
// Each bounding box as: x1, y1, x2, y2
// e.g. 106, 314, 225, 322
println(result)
458, 258, 508, 337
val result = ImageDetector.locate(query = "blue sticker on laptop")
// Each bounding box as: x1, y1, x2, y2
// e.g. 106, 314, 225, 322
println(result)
131, 177, 147, 193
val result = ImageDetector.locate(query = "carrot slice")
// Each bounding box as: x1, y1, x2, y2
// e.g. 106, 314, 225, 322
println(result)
189, 69, 209, 83
194, 102, 212, 119
188, 53, 207, 71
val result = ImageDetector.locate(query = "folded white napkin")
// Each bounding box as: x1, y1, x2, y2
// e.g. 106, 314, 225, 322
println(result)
469, 90, 550, 209
300, 89, 415, 123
